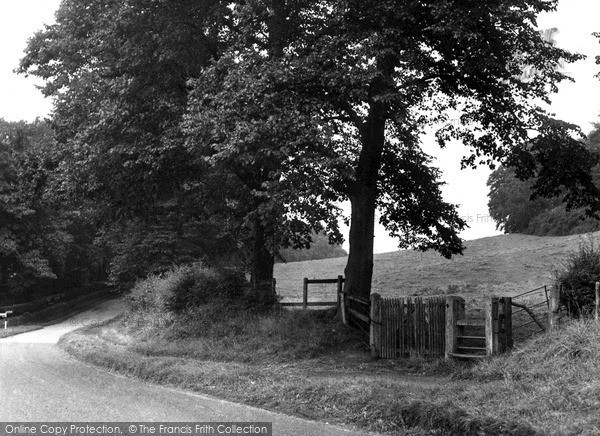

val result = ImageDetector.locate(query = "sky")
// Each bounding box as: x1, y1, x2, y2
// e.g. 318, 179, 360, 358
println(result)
2, 0, 600, 253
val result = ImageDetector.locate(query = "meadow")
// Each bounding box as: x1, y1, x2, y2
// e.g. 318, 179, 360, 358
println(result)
275, 232, 596, 307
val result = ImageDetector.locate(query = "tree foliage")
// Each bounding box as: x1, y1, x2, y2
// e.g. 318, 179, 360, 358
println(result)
488, 125, 600, 236
17, 0, 600, 302
0, 119, 65, 295
273, 0, 598, 298
555, 236, 600, 317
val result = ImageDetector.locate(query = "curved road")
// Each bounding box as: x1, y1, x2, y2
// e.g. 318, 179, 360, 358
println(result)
0, 300, 376, 435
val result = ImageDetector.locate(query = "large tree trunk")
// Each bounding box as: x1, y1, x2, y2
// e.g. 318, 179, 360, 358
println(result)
245, 0, 283, 294
344, 184, 377, 300
343, 101, 386, 301
250, 217, 275, 287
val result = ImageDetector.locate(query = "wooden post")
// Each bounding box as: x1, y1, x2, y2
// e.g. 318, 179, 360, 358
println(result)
303, 278, 308, 310
340, 291, 348, 325
486, 297, 499, 356
445, 296, 465, 359
595, 282, 599, 322
549, 283, 561, 330
337, 275, 343, 308
498, 297, 513, 352
370, 293, 382, 358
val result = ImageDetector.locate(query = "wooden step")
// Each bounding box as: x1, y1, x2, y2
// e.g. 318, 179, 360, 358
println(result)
448, 352, 489, 360
457, 318, 485, 327
457, 335, 485, 341
457, 346, 487, 352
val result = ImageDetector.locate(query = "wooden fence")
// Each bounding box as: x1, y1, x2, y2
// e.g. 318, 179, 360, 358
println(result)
369, 294, 446, 358
294, 278, 564, 360
343, 292, 371, 345
280, 276, 342, 308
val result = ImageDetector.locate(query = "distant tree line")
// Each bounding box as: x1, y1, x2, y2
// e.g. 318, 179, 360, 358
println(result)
279, 233, 347, 263
488, 125, 600, 237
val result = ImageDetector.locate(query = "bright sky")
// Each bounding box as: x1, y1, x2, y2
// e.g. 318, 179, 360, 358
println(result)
2, 0, 600, 253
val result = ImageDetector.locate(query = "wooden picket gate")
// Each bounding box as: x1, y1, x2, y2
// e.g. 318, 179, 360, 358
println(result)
370, 295, 446, 358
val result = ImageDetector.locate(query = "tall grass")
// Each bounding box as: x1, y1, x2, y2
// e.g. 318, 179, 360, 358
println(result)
120, 263, 362, 363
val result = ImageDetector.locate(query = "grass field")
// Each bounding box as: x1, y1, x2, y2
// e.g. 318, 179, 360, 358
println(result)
275, 232, 597, 308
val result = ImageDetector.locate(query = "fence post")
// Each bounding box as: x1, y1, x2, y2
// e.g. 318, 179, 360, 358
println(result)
594, 282, 600, 321
370, 293, 381, 358
303, 278, 308, 310
498, 297, 513, 352
445, 296, 464, 358
486, 297, 499, 356
337, 275, 343, 309
340, 292, 348, 325
549, 283, 561, 330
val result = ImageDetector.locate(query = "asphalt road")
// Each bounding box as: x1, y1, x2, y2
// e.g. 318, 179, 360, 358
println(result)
0, 299, 375, 435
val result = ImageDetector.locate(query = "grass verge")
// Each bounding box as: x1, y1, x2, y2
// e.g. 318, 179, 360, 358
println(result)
60, 305, 540, 436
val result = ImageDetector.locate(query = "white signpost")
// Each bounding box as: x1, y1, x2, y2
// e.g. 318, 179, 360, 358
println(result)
0, 310, 13, 329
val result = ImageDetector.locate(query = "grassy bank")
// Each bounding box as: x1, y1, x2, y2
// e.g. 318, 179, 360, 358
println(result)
58, 261, 600, 435
59, 298, 534, 436
61, 309, 600, 435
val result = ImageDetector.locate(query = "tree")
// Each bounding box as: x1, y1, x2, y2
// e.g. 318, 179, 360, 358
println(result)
488, 125, 600, 236
18, 0, 244, 287
20, 0, 600, 303
182, 1, 344, 285
281, 0, 599, 300
20, 0, 335, 290
0, 119, 59, 295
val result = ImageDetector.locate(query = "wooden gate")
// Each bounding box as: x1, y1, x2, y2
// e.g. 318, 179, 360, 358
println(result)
370, 295, 446, 358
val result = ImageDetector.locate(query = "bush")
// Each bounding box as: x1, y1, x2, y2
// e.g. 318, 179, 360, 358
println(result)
126, 263, 247, 315
168, 266, 247, 313
555, 235, 600, 317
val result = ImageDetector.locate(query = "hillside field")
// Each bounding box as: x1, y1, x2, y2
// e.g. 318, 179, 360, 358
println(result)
274, 232, 600, 307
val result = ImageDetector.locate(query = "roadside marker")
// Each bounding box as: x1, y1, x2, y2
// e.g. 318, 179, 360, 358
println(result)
0, 310, 13, 329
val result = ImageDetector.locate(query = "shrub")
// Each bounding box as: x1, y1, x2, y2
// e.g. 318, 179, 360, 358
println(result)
126, 263, 247, 314
555, 235, 600, 317
167, 265, 247, 313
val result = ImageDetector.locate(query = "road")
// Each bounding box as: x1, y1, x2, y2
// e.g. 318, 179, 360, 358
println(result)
0, 299, 375, 435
